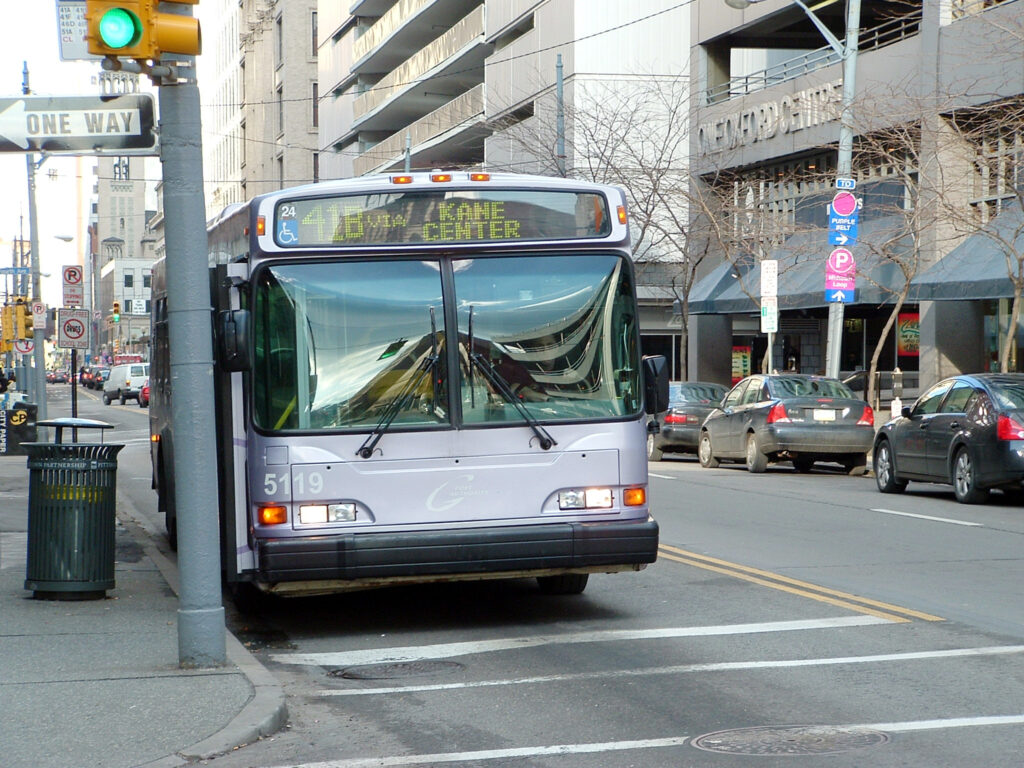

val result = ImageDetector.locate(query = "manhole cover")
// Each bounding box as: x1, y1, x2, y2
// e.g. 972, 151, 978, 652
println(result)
330, 660, 464, 680
692, 725, 889, 755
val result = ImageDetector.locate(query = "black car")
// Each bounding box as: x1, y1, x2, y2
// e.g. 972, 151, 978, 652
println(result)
873, 373, 1024, 503
648, 381, 729, 460
698, 373, 875, 474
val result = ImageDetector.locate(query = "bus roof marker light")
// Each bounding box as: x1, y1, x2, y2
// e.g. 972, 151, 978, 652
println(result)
391, 175, 414, 184
617, 206, 627, 225
469, 173, 490, 182
431, 173, 453, 183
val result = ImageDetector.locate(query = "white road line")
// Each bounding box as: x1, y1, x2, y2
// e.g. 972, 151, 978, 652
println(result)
648, 472, 675, 479
871, 508, 983, 527
258, 737, 692, 767
253, 712, 1024, 768
271, 616, 889, 667
318, 645, 1024, 697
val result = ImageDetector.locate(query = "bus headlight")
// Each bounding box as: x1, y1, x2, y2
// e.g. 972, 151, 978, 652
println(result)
299, 503, 357, 524
558, 488, 613, 510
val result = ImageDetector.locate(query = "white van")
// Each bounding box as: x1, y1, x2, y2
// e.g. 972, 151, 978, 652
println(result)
103, 363, 150, 405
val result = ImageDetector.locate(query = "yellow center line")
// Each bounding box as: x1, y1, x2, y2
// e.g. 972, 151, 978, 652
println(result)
659, 544, 944, 624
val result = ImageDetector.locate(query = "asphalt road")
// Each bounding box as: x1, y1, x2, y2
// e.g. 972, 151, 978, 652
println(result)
54, 385, 1024, 767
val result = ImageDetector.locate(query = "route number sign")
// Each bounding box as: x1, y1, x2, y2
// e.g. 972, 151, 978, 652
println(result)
58, 308, 90, 349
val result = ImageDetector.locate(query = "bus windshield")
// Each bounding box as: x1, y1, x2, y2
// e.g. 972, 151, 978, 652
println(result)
251, 253, 639, 432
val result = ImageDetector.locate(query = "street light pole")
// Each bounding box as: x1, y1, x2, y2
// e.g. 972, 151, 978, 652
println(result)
724, 0, 861, 378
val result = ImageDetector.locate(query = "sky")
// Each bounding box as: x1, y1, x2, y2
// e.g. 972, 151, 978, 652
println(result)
0, 1, 146, 308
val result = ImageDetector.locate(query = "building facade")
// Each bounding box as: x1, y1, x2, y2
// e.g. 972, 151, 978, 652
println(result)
686, 0, 1024, 394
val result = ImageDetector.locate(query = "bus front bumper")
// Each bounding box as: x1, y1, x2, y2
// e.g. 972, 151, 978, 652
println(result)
252, 517, 659, 589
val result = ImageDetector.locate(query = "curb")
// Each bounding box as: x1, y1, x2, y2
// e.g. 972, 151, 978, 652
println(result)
117, 495, 289, 766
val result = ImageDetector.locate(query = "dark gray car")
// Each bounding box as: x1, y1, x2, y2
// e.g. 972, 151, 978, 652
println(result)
698, 373, 875, 474
648, 381, 729, 460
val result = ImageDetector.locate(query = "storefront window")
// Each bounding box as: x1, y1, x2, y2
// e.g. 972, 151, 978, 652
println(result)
984, 299, 1022, 371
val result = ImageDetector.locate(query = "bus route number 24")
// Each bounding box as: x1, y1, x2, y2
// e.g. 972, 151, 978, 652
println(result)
263, 469, 324, 497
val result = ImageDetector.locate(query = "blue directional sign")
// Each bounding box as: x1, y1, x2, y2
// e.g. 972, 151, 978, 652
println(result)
835, 177, 856, 190
828, 204, 859, 247
0, 267, 30, 276
826, 288, 855, 303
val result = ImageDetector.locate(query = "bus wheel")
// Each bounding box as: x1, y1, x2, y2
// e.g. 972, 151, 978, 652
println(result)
227, 582, 273, 614
537, 573, 589, 595
158, 464, 177, 551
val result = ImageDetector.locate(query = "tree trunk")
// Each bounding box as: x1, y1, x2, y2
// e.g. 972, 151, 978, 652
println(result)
1000, 288, 1023, 372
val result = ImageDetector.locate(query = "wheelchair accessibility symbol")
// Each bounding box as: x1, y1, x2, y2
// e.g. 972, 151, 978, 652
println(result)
278, 219, 299, 244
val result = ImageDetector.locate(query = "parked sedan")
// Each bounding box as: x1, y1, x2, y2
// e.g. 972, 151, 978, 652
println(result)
648, 381, 729, 460
698, 373, 874, 474
874, 373, 1024, 503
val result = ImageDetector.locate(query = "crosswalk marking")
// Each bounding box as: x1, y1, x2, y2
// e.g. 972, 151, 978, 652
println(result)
271, 615, 888, 667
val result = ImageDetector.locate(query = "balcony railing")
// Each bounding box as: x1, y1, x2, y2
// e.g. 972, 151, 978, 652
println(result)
705, 12, 921, 105
353, 6, 484, 121
353, 0, 430, 64
354, 83, 484, 176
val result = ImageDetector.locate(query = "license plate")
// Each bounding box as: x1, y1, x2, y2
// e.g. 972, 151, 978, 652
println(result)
813, 409, 836, 421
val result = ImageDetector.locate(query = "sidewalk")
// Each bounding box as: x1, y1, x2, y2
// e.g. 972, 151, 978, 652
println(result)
0, 453, 287, 768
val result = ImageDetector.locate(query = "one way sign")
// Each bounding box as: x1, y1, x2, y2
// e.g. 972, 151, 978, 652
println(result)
0, 94, 156, 154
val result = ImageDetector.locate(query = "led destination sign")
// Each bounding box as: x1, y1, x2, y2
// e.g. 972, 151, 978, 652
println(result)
275, 190, 612, 247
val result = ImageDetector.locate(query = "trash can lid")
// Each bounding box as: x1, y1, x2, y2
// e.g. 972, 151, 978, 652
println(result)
36, 418, 114, 444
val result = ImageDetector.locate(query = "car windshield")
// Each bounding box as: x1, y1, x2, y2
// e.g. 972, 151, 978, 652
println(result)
990, 382, 1024, 410
769, 376, 855, 399
675, 383, 727, 404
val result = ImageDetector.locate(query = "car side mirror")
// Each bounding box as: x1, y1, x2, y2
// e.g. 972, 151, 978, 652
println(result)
218, 309, 251, 372
642, 355, 669, 414
901, 405, 912, 418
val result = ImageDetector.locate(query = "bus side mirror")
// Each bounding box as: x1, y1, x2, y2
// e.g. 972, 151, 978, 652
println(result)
642, 355, 669, 414
218, 309, 251, 372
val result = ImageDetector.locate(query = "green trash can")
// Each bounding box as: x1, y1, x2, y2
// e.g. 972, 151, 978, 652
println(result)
23, 419, 123, 600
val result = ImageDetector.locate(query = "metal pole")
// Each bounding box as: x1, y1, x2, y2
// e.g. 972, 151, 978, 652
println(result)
26, 153, 47, 422
160, 75, 226, 667
824, 0, 861, 379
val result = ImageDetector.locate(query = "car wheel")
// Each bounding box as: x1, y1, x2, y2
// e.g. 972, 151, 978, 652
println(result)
874, 440, 907, 494
953, 447, 989, 504
745, 433, 767, 473
102, 392, 111, 405
698, 431, 719, 468
792, 457, 814, 473
537, 573, 589, 595
843, 452, 868, 476
647, 433, 664, 461
119, 391, 127, 405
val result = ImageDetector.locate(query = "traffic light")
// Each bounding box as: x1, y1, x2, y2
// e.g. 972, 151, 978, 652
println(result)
113, 301, 121, 323
85, 1, 202, 61
1, 305, 14, 345
15, 302, 32, 340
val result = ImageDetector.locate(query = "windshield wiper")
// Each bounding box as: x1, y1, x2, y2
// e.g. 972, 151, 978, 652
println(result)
469, 356, 557, 451
357, 308, 440, 459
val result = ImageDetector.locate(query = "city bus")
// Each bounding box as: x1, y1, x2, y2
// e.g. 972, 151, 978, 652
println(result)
150, 171, 668, 605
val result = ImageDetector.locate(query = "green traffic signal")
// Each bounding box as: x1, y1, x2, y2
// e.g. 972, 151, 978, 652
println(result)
98, 8, 143, 50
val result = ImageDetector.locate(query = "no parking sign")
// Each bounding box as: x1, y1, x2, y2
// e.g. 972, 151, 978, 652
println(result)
58, 308, 90, 349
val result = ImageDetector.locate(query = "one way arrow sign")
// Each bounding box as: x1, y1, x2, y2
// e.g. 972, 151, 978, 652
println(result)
0, 94, 156, 154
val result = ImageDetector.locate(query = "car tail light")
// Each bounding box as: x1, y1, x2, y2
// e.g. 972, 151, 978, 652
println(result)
766, 402, 791, 424
664, 413, 699, 424
857, 406, 874, 426
997, 414, 1024, 440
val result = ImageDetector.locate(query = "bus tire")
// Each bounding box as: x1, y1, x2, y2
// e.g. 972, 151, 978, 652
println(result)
227, 582, 273, 614
157, 460, 178, 551
537, 573, 589, 595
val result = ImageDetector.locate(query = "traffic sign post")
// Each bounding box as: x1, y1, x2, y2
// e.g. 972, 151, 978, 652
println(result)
63, 265, 85, 307
58, 309, 90, 350
760, 260, 778, 371
828, 191, 860, 247
0, 94, 156, 155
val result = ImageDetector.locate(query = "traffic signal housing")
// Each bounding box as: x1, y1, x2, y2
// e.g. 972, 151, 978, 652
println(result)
112, 302, 121, 323
86, 1, 202, 61
1, 305, 14, 345
15, 302, 32, 340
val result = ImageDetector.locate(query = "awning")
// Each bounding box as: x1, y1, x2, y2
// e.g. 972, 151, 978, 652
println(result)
689, 215, 912, 314
685, 258, 752, 314
910, 205, 1024, 301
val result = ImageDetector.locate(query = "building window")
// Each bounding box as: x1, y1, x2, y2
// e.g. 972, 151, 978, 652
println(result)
240, 120, 247, 167
275, 15, 283, 69
143, 273, 151, 289
277, 155, 284, 189
124, 272, 134, 288
312, 82, 318, 127
277, 86, 284, 136
113, 157, 130, 180
313, 152, 319, 183
311, 11, 318, 57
